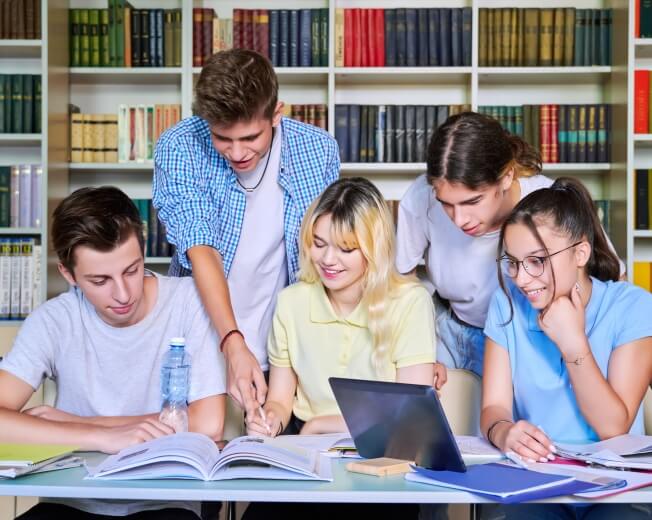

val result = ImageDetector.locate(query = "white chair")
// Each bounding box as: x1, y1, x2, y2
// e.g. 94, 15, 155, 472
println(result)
437, 368, 482, 437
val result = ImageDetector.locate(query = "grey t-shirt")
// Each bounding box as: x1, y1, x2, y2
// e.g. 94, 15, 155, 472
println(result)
0, 272, 226, 516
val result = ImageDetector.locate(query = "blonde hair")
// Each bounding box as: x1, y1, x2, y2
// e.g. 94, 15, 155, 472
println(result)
298, 177, 417, 379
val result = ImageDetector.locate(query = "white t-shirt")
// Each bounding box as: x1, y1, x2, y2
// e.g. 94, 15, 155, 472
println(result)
396, 174, 553, 328
229, 125, 287, 370
0, 273, 226, 516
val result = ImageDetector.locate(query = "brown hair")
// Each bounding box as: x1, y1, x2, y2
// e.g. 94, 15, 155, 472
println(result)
52, 186, 144, 274
427, 111, 542, 189
193, 49, 278, 125
497, 177, 620, 322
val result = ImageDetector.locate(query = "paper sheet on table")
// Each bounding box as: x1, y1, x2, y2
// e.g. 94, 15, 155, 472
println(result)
455, 436, 503, 461
273, 433, 357, 457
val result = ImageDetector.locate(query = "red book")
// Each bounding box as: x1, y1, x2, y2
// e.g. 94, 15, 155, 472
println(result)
540, 104, 551, 163
344, 9, 354, 67
549, 104, 559, 163
192, 8, 203, 66
243, 9, 254, 50
360, 9, 369, 66
202, 8, 213, 63
233, 9, 244, 49
374, 9, 385, 67
257, 10, 270, 58
635, 70, 650, 134
252, 9, 260, 53
353, 9, 362, 67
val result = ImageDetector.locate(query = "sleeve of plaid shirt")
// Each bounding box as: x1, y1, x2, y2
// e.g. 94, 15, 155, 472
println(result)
153, 129, 222, 270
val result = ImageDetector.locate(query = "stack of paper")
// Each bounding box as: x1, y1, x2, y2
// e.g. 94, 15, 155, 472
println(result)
0, 444, 81, 479
556, 434, 652, 470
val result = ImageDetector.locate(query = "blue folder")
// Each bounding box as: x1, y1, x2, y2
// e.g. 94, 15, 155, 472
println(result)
409, 463, 597, 503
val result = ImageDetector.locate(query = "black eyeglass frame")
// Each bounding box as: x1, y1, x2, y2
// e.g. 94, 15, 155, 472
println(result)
498, 241, 584, 278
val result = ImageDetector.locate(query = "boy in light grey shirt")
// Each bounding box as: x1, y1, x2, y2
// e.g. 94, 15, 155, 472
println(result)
0, 187, 226, 519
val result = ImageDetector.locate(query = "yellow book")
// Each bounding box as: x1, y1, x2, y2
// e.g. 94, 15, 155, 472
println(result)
634, 262, 652, 292
0, 444, 77, 467
82, 114, 94, 163
70, 113, 84, 163
335, 8, 344, 67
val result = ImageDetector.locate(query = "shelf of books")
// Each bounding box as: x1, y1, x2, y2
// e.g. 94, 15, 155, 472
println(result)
632, 0, 652, 290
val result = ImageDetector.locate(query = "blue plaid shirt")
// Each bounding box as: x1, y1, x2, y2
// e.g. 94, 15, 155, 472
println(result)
153, 116, 340, 282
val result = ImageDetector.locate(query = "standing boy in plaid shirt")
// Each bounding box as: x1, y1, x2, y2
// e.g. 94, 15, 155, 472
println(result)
153, 49, 339, 420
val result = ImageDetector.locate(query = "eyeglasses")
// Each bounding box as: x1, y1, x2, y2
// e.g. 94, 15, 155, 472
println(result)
498, 241, 583, 278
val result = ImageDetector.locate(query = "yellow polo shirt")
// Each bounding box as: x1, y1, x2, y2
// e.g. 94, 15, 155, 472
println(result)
268, 281, 436, 421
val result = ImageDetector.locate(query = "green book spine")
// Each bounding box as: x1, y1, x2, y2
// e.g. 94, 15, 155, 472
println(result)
33, 76, 41, 134
486, 9, 494, 67
479, 9, 488, 66
115, 0, 125, 68
523, 105, 533, 146
552, 8, 564, 67
500, 8, 510, 67
22, 74, 33, 134
539, 9, 554, 67
108, 0, 116, 67
163, 10, 173, 67
0, 75, 5, 134
173, 9, 182, 67
564, 8, 575, 67
11, 75, 23, 134
514, 106, 523, 137
100, 9, 110, 66
532, 105, 541, 154
574, 9, 585, 66
3, 76, 11, 134
597, 104, 608, 163
320, 8, 329, 66
524, 9, 539, 67
311, 10, 320, 68
134, 199, 149, 256
89, 9, 101, 67
0, 167, 9, 227
79, 9, 90, 67
70, 9, 81, 67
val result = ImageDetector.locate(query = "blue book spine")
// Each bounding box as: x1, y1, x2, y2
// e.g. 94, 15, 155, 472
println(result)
405, 9, 418, 67
462, 7, 472, 66
428, 9, 440, 66
334, 105, 350, 162
451, 8, 462, 67
384, 105, 395, 163
299, 9, 311, 67
396, 9, 407, 66
269, 11, 280, 67
583, 9, 593, 66
279, 10, 290, 67
439, 8, 452, 67
396, 105, 406, 162
417, 9, 429, 66
574, 9, 585, 66
385, 9, 397, 67
149, 10, 156, 67
156, 9, 164, 67
349, 105, 360, 163
558, 105, 568, 163
289, 10, 300, 67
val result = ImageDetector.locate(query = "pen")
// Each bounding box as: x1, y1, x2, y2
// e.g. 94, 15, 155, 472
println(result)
258, 406, 272, 435
505, 451, 530, 470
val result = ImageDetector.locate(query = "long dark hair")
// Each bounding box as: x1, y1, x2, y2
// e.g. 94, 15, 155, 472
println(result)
497, 177, 620, 321
427, 112, 542, 189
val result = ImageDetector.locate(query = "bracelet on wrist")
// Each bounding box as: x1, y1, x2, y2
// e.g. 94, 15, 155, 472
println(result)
486, 419, 513, 449
563, 350, 591, 366
219, 329, 244, 352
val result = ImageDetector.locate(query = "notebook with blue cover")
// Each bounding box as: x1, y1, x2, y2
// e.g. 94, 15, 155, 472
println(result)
406, 463, 597, 503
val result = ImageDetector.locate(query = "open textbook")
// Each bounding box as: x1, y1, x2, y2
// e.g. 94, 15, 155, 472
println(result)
556, 434, 652, 470
86, 432, 333, 481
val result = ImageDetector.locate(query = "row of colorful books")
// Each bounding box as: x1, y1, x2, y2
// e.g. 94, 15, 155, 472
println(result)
70, 104, 181, 164
133, 199, 173, 259
635, 170, 652, 230
634, 262, 652, 292
334, 104, 470, 164
282, 104, 327, 130
0, 238, 42, 320
0, 0, 40, 40
193, 8, 329, 68
335, 8, 471, 68
0, 165, 42, 229
633, 70, 652, 134
69, 6, 182, 67
0, 75, 42, 134
478, 105, 611, 163
478, 8, 612, 67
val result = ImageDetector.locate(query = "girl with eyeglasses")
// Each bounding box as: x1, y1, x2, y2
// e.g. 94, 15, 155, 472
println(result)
479, 177, 652, 519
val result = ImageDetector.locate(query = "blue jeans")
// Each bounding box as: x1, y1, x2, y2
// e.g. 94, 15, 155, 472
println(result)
479, 503, 652, 520
434, 295, 485, 377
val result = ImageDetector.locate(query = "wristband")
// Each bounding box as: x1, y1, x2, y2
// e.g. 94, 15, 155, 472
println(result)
219, 329, 244, 352
486, 419, 513, 448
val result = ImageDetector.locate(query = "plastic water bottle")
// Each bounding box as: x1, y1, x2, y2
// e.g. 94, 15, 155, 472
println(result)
159, 337, 191, 433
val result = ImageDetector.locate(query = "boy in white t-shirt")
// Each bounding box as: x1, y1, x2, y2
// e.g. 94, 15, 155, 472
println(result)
0, 186, 226, 519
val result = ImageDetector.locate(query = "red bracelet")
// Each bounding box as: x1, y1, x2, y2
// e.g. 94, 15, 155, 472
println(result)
220, 329, 244, 352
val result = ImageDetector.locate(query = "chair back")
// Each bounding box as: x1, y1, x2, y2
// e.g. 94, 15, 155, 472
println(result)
438, 368, 482, 436
644, 386, 652, 435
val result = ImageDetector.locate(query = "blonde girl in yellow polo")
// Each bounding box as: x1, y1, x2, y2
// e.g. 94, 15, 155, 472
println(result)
246, 177, 443, 437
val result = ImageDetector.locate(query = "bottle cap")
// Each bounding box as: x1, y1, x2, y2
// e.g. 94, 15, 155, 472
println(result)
170, 337, 185, 347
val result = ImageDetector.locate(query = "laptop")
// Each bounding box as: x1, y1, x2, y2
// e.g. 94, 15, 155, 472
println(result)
329, 377, 466, 472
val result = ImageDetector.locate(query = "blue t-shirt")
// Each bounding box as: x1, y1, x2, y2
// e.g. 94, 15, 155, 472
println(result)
484, 277, 652, 443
